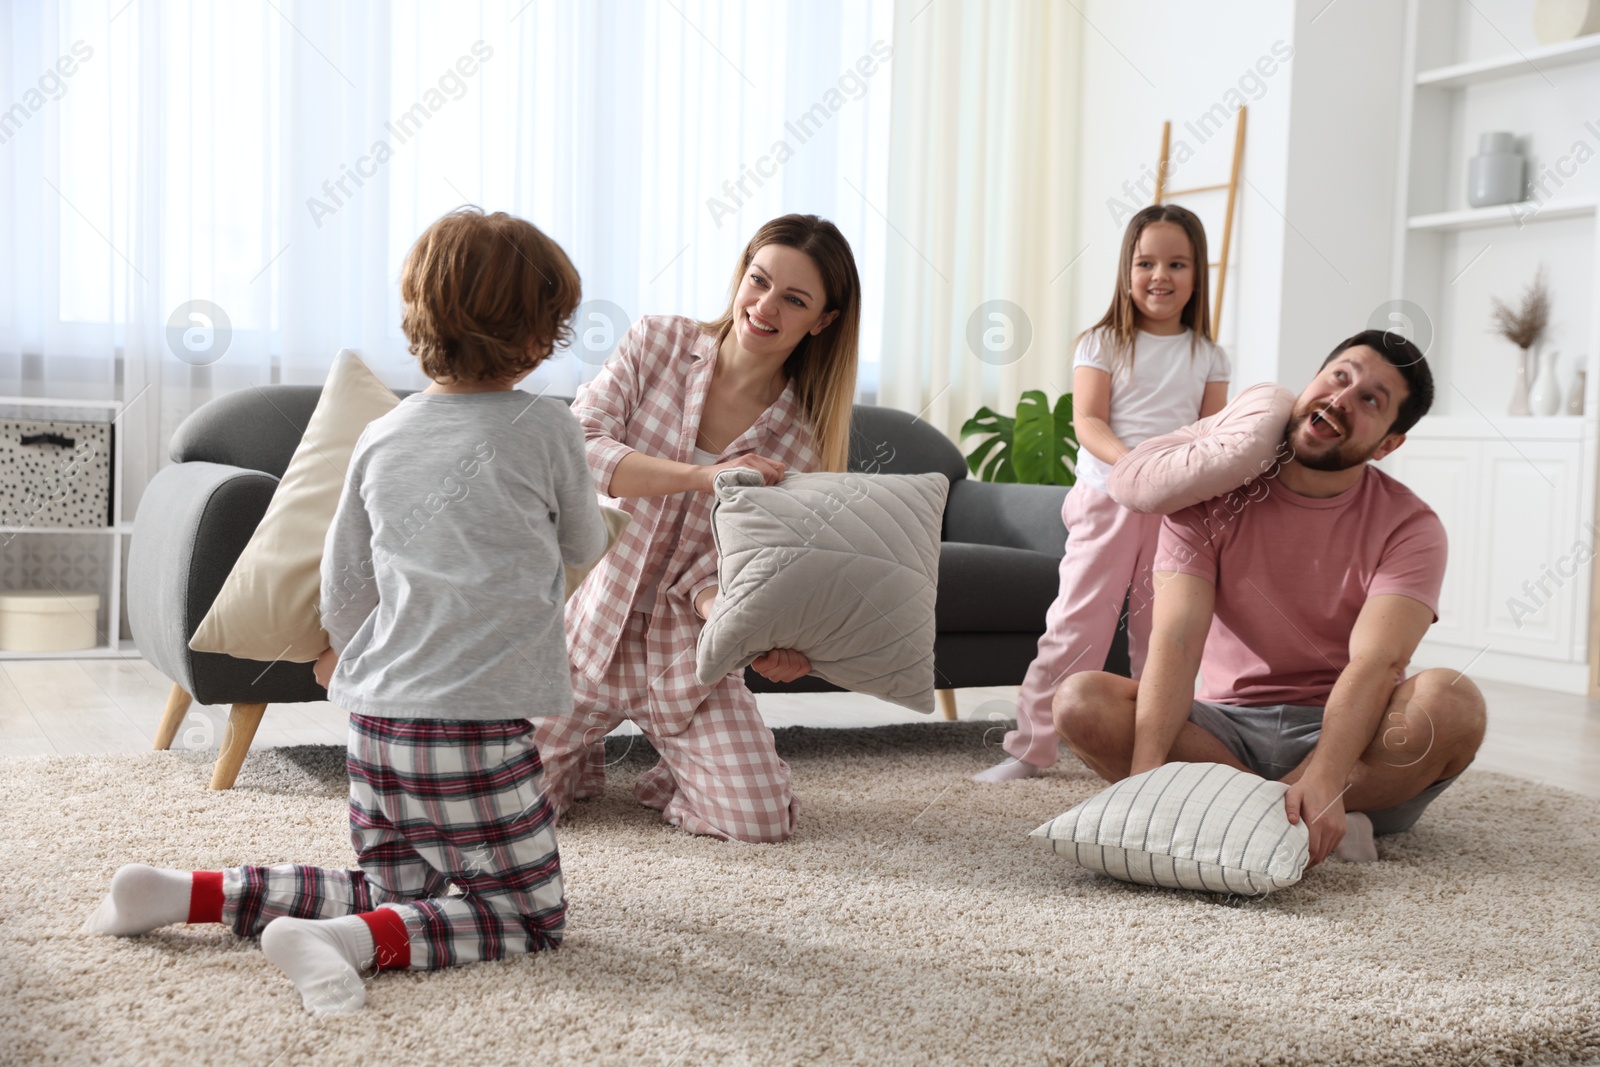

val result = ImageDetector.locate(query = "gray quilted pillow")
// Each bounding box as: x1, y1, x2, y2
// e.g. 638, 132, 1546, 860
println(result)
1030, 762, 1311, 896
695, 469, 949, 712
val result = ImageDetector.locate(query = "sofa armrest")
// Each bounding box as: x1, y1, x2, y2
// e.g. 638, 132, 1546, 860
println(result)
942, 479, 1069, 558
126, 461, 279, 695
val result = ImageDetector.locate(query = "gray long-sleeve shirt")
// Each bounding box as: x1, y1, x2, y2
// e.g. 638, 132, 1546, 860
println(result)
319, 391, 607, 720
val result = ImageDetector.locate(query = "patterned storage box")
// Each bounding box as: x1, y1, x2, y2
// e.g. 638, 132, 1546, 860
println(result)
0, 417, 115, 528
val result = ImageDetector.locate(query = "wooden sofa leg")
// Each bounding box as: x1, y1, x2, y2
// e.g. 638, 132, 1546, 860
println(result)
209, 702, 268, 790
152, 684, 194, 750
938, 689, 958, 721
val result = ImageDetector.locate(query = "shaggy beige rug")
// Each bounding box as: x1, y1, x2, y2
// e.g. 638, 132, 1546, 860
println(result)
2, 723, 1597, 1067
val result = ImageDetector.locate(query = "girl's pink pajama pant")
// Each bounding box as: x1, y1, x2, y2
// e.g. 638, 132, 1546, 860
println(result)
1002, 483, 1165, 768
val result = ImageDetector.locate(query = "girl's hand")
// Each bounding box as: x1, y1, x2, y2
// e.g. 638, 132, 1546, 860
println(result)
751, 648, 810, 683
694, 586, 719, 620
313, 647, 338, 689
699, 454, 786, 492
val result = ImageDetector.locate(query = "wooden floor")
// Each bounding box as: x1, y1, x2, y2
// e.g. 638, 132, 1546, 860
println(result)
0, 658, 1594, 798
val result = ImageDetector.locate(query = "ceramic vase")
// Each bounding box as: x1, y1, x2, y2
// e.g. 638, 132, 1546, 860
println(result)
1568, 368, 1587, 415
1529, 349, 1563, 415
1510, 348, 1534, 416
1468, 132, 1525, 208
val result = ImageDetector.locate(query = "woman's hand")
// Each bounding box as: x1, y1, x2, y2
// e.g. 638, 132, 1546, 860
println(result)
313, 647, 338, 689
694, 586, 719, 620
751, 648, 810, 683
699, 454, 786, 493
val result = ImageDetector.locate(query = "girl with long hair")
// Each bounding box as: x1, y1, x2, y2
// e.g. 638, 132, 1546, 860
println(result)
975, 204, 1231, 782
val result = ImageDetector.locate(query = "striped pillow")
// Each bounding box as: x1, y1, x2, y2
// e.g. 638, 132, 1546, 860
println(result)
1030, 762, 1310, 896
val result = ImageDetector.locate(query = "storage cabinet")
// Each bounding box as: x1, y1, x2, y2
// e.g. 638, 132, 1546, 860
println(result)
1377, 419, 1588, 692
1480, 438, 1581, 658
0, 396, 135, 659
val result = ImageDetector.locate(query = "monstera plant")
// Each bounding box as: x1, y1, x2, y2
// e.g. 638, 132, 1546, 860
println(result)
959, 389, 1078, 486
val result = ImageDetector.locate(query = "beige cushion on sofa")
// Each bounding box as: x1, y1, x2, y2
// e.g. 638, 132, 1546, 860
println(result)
695, 468, 948, 713
189, 349, 400, 662
192, 351, 629, 664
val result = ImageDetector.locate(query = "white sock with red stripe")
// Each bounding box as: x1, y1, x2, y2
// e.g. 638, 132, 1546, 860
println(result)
972, 757, 1041, 783
84, 864, 214, 935
261, 915, 375, 1014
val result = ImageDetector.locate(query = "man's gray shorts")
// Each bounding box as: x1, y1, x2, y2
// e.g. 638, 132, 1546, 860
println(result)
1187, 699, 1459, 836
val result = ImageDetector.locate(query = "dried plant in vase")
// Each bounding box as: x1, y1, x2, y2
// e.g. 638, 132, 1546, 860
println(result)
1490, 266, 1550, 416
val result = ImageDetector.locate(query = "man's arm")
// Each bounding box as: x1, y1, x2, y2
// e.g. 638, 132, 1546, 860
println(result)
1129, 571, 1216, 777
1284, 593, 1433, 866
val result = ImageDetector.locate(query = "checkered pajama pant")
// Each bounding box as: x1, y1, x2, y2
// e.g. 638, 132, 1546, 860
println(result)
535, 613, 798, 843
219, 715, 565, 970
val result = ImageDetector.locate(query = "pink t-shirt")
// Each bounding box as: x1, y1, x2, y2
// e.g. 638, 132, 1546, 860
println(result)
1153, 466, 1447, 708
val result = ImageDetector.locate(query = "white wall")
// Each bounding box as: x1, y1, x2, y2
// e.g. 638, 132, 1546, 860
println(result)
1071, 0, 1407, 395
1276, 0, 1406, 389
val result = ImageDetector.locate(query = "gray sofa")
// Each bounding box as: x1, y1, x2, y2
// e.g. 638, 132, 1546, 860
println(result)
128, 386, 1128, 788
746, 405, 1131, 701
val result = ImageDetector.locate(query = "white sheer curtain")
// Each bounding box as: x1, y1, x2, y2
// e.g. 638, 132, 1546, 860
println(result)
878, 0, 1079, 440
0, 0, 894, 515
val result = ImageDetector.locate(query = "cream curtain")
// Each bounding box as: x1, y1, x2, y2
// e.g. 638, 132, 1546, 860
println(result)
0, 0, 894, 517
877, 0, 1080, 441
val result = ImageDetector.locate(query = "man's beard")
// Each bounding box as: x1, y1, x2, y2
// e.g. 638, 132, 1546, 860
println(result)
1284, 411, 1377, 472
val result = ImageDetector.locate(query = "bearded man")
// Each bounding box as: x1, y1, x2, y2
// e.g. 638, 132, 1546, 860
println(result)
1054, 330, 1486, 867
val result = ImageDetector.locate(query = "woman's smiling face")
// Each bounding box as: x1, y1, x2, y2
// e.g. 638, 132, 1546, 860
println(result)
732, 244, 838, 354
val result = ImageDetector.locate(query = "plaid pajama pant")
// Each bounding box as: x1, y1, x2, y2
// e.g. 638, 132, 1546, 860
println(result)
220, 715, 565, 970
535, 612, 797, 843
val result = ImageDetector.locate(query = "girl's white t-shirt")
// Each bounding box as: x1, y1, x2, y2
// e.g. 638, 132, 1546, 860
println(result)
1072, 326, 1230, 492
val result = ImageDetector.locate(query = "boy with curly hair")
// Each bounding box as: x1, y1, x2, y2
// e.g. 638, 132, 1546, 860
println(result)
87, 208, 607, 1013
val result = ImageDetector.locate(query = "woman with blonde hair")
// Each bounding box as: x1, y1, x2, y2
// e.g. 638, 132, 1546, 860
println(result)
537, 213, 861, 842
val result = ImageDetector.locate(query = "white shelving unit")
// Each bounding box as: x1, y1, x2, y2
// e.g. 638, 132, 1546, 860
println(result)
1384, 1, 1600, 696
1414, 30, 1600, 88
0, 395, 138, 659
1406, 196, 1597, 231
